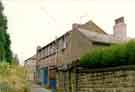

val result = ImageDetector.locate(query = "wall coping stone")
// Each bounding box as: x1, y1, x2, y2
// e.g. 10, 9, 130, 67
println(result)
76, 65, 135, 73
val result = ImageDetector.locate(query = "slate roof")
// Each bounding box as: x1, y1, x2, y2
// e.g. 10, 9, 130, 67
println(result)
24, 54, 36, 63
80, 20, 107, 35
38, 20, 119, 51
78, 28, 116, 44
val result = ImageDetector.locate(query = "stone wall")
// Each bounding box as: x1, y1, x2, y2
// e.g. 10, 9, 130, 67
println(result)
56, 65, 135, 92
56, 68, 77, 92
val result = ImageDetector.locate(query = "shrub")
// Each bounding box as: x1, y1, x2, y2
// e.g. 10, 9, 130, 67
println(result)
0, 63, 30, 92
80, 40, 135, 67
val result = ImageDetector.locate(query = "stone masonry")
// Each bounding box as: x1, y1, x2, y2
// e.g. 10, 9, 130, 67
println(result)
57, 65, 135, 92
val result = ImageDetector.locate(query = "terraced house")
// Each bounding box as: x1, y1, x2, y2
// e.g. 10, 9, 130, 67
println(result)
24, 55, 37, 81
36, 17, 127, 90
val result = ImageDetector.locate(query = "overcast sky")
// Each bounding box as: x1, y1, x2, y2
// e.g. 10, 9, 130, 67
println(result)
2, 0, 135, 64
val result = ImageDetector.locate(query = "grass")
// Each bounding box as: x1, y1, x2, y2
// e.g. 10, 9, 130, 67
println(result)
0, 62, 30, 92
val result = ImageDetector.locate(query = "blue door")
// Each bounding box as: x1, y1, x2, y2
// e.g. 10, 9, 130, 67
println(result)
39, 68, 49, 85
50, 80, 56, 92
43, 68, 48, 85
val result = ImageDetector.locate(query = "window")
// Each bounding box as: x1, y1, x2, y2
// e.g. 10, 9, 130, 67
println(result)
63, 41, 66, 49
52, 43, 55, 54
41, 50, 44, 58
46, 47, 48, 56
39, 51, 42, 59
48, 46, 51, 55
62, 36, 68, 49
45, 48, 48, 57
58, 37, 66, 50
44, 48, 46, 57
50, 45, 53, 54
58, 39, 62, 50
43, 49, 46, 57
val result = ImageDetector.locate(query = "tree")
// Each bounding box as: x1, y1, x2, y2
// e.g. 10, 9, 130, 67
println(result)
0, 2, 12, 63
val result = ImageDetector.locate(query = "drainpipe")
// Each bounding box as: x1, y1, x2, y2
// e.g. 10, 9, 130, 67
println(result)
64, 71, 67, 92
76, 66, 78, 92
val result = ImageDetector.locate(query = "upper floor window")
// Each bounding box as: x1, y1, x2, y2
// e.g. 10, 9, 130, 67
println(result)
46, 47, 49, 56
38, 51, 42, 59
49, 45, 53, 55
52, 43, 55, 53
41, 50, 44, 58
58, 39, 63, 50
62, 36, 68, 49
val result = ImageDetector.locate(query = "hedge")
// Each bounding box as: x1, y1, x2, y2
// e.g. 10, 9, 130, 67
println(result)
80, 40, 135, 67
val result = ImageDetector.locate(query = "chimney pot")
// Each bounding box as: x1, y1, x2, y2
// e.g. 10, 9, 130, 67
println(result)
115, 16, 124, 24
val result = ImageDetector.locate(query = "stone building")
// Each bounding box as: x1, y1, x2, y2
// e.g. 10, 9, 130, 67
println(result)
36, 16, 127, 90
24, 55, 37, 81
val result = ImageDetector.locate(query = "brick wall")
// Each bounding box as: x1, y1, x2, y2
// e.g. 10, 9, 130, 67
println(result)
56, 65, 135, 92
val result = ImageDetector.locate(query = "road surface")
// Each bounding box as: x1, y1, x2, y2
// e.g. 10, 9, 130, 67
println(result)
30, 84, 51, 92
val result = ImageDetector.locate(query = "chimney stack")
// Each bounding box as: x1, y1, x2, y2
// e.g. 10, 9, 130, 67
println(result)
72, 23, 80, 30
113, 17, 127, 41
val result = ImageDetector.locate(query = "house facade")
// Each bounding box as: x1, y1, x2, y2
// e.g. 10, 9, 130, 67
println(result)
24, 55, 37, 81
36, 17, 127, 90
24, 17, 128, 91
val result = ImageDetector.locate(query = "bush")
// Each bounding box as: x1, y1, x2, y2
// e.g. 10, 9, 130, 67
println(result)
80, 40, 135, 67
0, 63, 30, 92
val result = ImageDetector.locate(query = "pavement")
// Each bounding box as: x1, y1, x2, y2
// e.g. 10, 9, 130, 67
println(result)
30, 84, 51, 92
